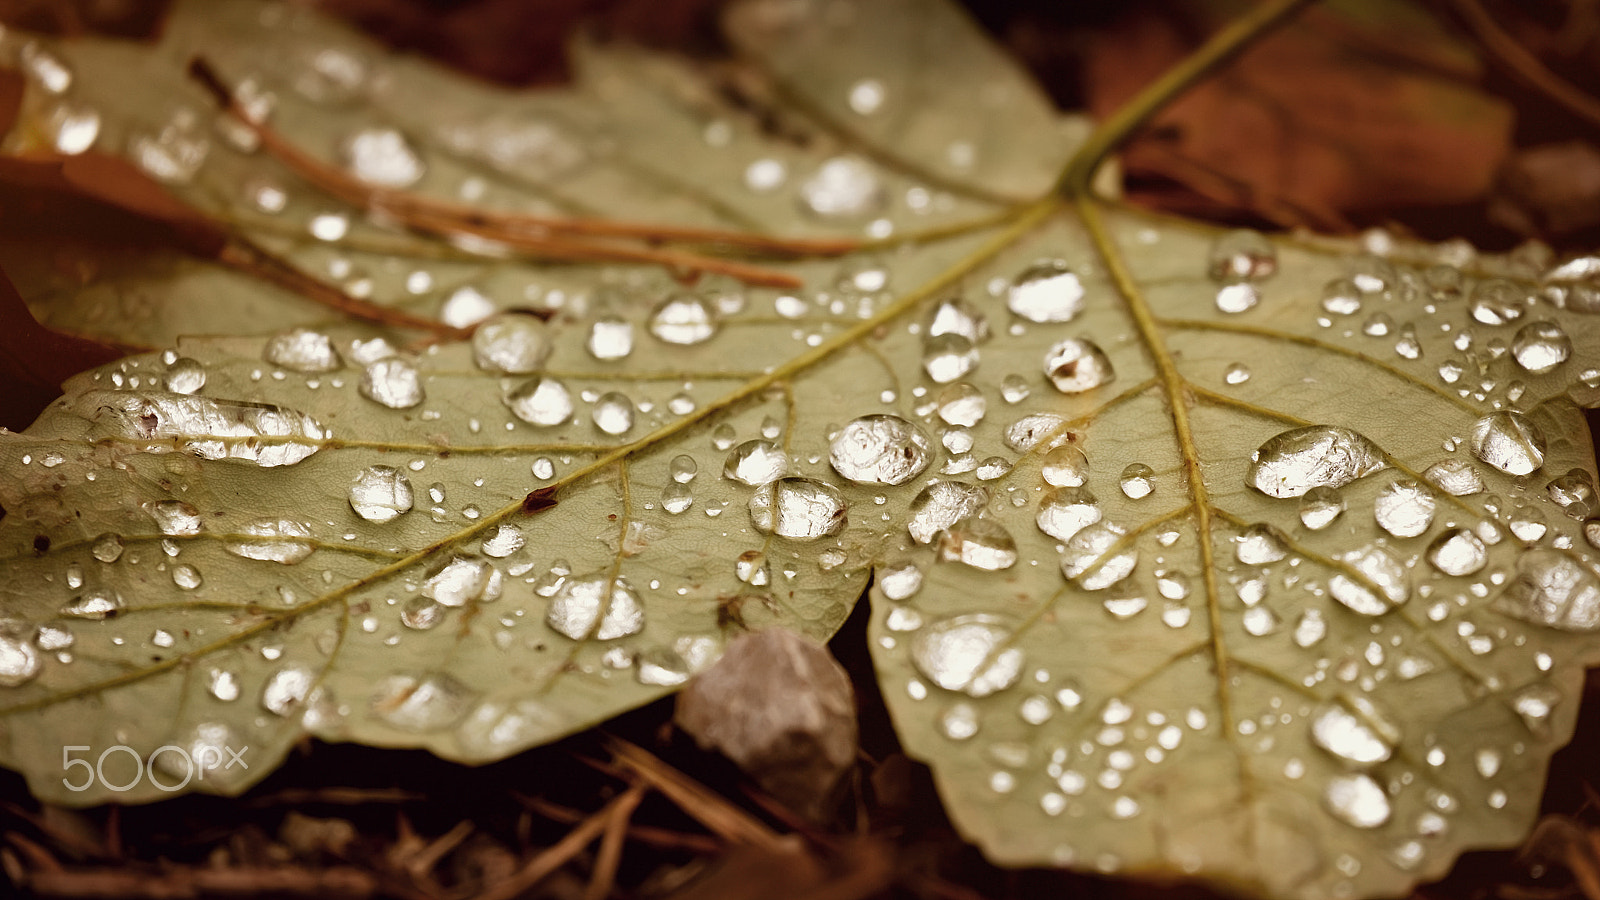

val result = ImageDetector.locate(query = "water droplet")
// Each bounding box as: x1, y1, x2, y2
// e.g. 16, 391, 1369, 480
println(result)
547, 574, 644, 640
799, 156, 884, 219
1043, 339, 1115, 393
929, 299, 989, 343
830, 415, 932, 485
20, 42, 73, 93
0, 636, 41, 686
437, 285, 494, 328
1470, 279, 1527, 325
1374, 479, 1435, 538
1247, 425, 1386, 498
1511, 320, 1571, 374
49, 103, 100, 155
349, 465, 413, 523
401, 598, 444, 630
1312, 698, 1398, 764
847, 78, 886, 115
940, 702, 980, 740
472, 313, 551, 374
91, 391, 329, 467
265, 328, 342, 373
938, 517, 1018, 571
1061, 522, 1137, 590
145, 500, 202, 536
1321, 279, 1362, 315
649, 294, 719, 345
934, 383, 986, 428
130, 117, 208, 184
1119, 463, 1154, 500
745, 158, 786, 192
1493, 549, 1600, 631
911, 615, 1024, 697
1424, 459, 1484, 496
1325, 774, 1391, 828
423, 557, 502, 607
208, 668, 240, 702
1470, 411, 1546, 476
591, 392, 635, 435
1214, 283, 1259, 314
1235, 523, 1289, 565
1329, 544, 1409, 615
61, 588, 123, 619
921, 334, 979, 383
163, 357, 207, 395
1511, 682, 1561, 736
506, 375, 573, 426
84, 533, 123, 566
1426, 528, 1487, 576
342, 126, 425, 187
1293, 609, 1327, 647
1209, 229, 1277, 281
261, 667, 313, 716
370, 672, 476, 732
481, 524, 525, 558
225, 518, 314, 564
587, 317, 634, 360
1224, 363, 1251, 385
1008, 261, 1084, 323
723, 440, 788, 485
1036, 487, 1102, 542
879, 562, 924, 600
172, 564, 203, 590
1299, 486, 1345, 530
748, 477, 847, 540
360, 358, 424, 409
908, 481, 988, 544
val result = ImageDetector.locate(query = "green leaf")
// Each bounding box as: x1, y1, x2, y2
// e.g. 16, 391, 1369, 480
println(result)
2, 2, 1600, 899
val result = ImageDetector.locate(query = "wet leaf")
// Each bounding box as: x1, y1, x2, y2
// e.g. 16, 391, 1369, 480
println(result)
0, 2, 1599, 899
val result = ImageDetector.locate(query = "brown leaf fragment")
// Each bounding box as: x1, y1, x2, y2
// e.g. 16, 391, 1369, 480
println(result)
523, 485, 561, 514
674, 628, 857, 823
1085, 1, 1514, 229
1489, 141, 1600, 237
0, 264, 125, 430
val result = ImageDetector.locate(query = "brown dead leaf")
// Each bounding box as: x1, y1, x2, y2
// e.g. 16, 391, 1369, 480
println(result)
1085, 1, 1514, 230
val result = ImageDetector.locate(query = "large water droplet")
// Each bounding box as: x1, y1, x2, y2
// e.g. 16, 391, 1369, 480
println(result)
1061, 522, 1137, 590
370, 672, 476, 732
261, 667, 313, 716
1374, 479, 1435, 538
1511, 321, 1571, 374
1042, 445, 1089, 487
929, 299, 989, 343
1329, 544, 1408, 615
439, 286, 494, 328
1235, 523, 1289, 565
921, 334, 978, 383
723, 440, 788, 485
938, 517, 1018, 571
1247, 425, 1386, 498
936, 383, 987, 427
547, 574, 644, 640
1324, 774, 1391, 829
342, 126, 425, 187
507, 376, 573, 426
423, 557, 502, 607
908, 481, 988, 544
830, 415, 932, 485
1208, 229, 1277, 281
879, 561, 924, 600
649, 294, 719, 345
360, 358, 424, 409
91, 533, 124, 563
61, 588, 124, 619
799, 156, 884, 219
1470, 411, 1545, 476
1043, 339, 1114, 393
163, 357, 207, 395
225, 518, 314, 564
1299, 486, 1345, 530
592, 392, 635, 435
1426, 528, 1487, 576
587, 317, 634, 360
349, 465, 414, 523
1008, 261, 1084, 323
1119, 463, 1154, 500
265, 328, 342, 373
1311, 698, 1398, 764
0, 636, 41, 686
1494, 549, 1600, 631
1036, 487, 1102, 542
748, 477, 847, 540
472, 313, 551, 374
145, 500, 203, 536
911, 615, 1024, 697
1470, 279, 1528, 325
89, 391, 328, 467
1424, 459, 1484, 496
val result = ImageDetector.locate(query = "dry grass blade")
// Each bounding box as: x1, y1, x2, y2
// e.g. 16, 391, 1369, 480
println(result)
473, 783, 645, 900
606, 738, 784, 851
582, 783, 645, 900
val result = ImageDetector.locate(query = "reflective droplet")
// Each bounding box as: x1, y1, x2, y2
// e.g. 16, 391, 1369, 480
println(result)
439, 285, 494, 328
661, 482, 693, 514
423, 557, 502, 607
1214, 283, 1259, 314
1311, 698, 1398, 764
1426, 528, 1487, 576
830, 415, 932, 485
49, 103, 100, 155
592, 392, 635, 435
0, 636, 41, 686
1510, 321, 1571, 375
225, 518, 314, 564
1299, 486, 1345, 530
401, 598, 444, 630
1470, 411, 1545, 476
88, 532, 123, 563
649, 294, 719, 345
799, 156, 884, 219
940, 703, 979, 740
748, 477, 847, 540
936, 383, 987, 427
1493, 549, 1600, 631
207, 668, 240, 702
261, 667, 313, 716
370, 672, 476, 732
1424, 459, 1484, 496
938, 517, 1018, 571
1374, 479, 1435, 538
172, 564, 203, 590
1225, 363, 1251, 385
145, 500, 202, 536
1208, 229, 1277, 281
1293, 609, 1327, 648
1329, 544, 1409, 615
506, 376, 573, 426
1008, 261, 1084, 323
1043, 339, 1115, 393
265, 328, 342, 373
1470, 280, 1527, 325
587, 317, 634, 360
163, 358, 207, 395
360, 358, 424, 409
921, 334, 979, 383
349, 465, 413, 523
90, 391, 328, 467
911, 615, 1024, 697
1235, 523, 1289, 565
1247, 425, 1386, 498
908, 481, 988, 544
1325, 774, 1391, 829
342, 126, 425, 187
547, 574, 644, 640
1061, 522, 1137, 590
472, 313, 551, 374
879, 562, 923, 600
1511, 682, 1560, 736
1036, 487, 1102, 542
928, 299, 989, 343
1119, 463, 1154, 500
61, 588, 123, 619
1321, 279, 1362, 315
723, 440, 788, 485
1004, 414, 1066, 453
